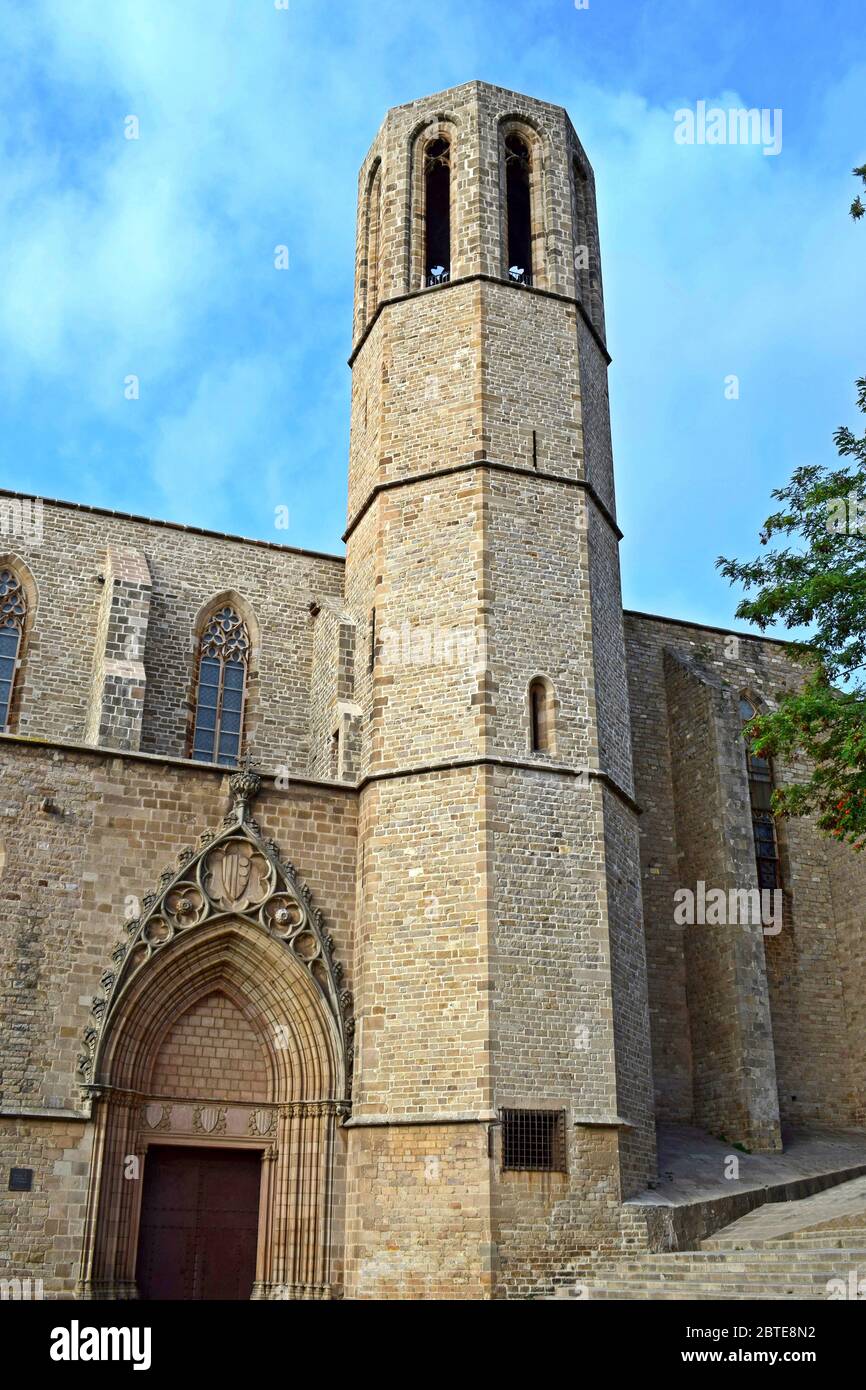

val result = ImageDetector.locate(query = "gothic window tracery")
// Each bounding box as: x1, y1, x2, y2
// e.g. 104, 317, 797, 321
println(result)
191, 606, 250, 766
0, 568, 26, 730
365, 159, 382, 319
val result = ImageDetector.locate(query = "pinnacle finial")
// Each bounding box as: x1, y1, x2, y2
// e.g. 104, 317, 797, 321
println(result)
228, 751, 261, 822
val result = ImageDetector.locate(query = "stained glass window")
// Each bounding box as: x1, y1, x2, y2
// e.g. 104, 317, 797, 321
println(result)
0, 570, 26, 730
191, 607, 249, 767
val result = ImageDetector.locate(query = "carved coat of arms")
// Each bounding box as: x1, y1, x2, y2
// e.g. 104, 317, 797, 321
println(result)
204, 840, 270, 911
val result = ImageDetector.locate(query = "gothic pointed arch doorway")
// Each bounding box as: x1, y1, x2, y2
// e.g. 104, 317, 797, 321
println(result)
76, 767, 352, 1300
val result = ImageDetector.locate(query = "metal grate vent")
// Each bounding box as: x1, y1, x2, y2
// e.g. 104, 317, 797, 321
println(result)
501, 1109, 566, 1172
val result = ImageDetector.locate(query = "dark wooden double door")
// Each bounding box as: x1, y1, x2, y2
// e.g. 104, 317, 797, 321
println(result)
136, 1146, 261, 1300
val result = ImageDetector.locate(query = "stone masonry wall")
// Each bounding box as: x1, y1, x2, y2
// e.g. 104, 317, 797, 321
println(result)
0, 1119, 93, 1298
0, 738, 356, 1112
663, 649, 781, 1151
352, 80, 605, 344
0, 736, 357, 1294
0, 493, 345, 776
307, 597, 360, 783
625, 611, 861, 1133
827, 838, 866, 1125
345, 1121, 493, 1300
148, 992, 270, 1103
484, 470, 595, 766
85, 543, 152, 751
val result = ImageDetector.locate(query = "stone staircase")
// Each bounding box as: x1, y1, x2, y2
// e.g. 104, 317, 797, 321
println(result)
569, 1178, 866, 1300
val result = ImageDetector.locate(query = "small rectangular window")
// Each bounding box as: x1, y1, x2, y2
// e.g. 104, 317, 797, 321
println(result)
501, 1108, 566, 1173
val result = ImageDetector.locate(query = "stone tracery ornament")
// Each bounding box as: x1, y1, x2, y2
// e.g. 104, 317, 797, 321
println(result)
79, 761, 353, 1101
201, 606, 249, 664
0, 569, 26, 631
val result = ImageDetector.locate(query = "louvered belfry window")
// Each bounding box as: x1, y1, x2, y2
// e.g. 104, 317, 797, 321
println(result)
191, 606, 250, 766
505, 133, 533, 286
424, 137, 451, 287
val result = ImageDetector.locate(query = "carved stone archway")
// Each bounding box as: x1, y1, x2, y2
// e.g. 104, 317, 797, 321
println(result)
76, 765, 352, 1300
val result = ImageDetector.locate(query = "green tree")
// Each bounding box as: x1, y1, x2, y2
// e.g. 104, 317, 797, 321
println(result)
717, 166, 866, 848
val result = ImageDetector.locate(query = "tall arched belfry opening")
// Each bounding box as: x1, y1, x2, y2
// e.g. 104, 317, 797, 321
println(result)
2, 82, 865, 1303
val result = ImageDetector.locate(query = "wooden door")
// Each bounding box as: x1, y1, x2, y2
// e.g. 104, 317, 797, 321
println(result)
136, 1145, 261, 1300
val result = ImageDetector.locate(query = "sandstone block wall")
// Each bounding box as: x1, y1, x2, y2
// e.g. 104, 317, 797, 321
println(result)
344, 82, 655, 1298
827, 839, 866, 1125
345, 1122, 493, 1300
663, 649, 780, 1150
625, 611, 861, 1135
307, 597, 360, 783
148, 991, 271, 1103
85, 543, 152, 751
352, 80, 603, 343
0, 737, 356, 1295
0, 493, 345, 777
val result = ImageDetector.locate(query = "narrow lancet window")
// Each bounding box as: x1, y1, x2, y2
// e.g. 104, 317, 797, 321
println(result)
505, 134, 533, 285
740, 697, 781, 890
192, 606, 250, 766
0, 569, 26, 730
366, 161, 382, 318
529, 678, 552, 754
572, 156, 590, 303
424, 138, 451, 286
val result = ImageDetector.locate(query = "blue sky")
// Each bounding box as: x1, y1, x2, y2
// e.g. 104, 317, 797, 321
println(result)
1, 0, 864, 630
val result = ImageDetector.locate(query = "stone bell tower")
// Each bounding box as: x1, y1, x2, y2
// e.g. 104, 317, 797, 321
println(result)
342, 81, 656, 1299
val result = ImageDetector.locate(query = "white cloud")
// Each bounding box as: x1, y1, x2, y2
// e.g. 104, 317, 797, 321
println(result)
0, 0, 863, 617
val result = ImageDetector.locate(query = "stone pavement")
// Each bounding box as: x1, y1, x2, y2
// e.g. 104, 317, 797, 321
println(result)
640, 1125, 866, 1207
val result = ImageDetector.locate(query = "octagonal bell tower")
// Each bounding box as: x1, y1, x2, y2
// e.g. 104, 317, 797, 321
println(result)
343, 81, 655, 1299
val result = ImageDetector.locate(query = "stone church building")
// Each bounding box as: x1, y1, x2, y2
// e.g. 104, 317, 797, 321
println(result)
1, 82, 865, 1301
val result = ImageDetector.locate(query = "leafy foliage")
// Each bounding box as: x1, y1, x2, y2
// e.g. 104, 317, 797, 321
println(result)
717, 378, 866, 847
717, 165, 866, 847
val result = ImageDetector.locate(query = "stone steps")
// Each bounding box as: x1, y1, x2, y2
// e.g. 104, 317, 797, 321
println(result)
705, 1229, 866, 1252
557, 1173, 866, 1300
579, 1248, 866, 1301
702, 1175, 866, 1250
589, 1284, 834, 1295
